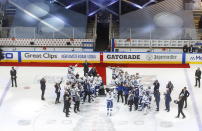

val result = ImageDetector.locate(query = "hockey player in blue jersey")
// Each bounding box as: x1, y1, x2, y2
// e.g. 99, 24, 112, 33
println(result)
106, 90, 114, 116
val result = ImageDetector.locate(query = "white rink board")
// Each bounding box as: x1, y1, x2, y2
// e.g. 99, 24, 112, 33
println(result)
1, 51, 18, 62
103, 52, 182, 63
186, 54, 202, 64
21, 52, 100, 63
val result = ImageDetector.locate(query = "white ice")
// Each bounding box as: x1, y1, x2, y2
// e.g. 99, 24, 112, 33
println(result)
0, 65, 202, 131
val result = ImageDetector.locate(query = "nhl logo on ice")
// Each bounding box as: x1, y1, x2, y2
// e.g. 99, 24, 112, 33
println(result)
146, 54, 153, 61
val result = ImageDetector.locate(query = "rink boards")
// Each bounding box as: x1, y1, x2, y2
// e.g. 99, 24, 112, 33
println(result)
1, 51, 100, 63
1, 51, 202, 64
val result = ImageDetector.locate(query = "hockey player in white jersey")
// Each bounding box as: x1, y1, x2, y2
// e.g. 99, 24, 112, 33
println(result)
69, 64, 78, 74
110, 67, 117, 79
94, 75, 103, 97
67, 65, 77, 83
146, 86, 152, 107
141, 91, 151, 115
138, 85, 144, 107
135, 73, 141, 79
106, 90, 114, 116
64, 82, 71, 93
132, 77, 140, 87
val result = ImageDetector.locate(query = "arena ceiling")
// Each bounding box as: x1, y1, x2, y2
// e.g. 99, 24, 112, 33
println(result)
49, 0, 165, 15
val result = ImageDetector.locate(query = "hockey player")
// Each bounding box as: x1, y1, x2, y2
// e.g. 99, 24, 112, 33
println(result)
110, 76, 117, 88
94, 75, 102, 97
110, 67, 117, 79
89, 79, 95, 102
117, 71, 124, 84
141, 91, 151, 114
106, 90, 114, 116
70, 84, 76, 102
138, 85, 144, 107
88, 67, 97, 77
78, 82, 84, 101
124, 72, 129, 82
67, 65, 77, 83
64, 82, 71, 93
175, 96, 186, 119
91, 77, 97, 97
132, 77, 140, 87
145, 86, 152, 109
135, 73, 141, 79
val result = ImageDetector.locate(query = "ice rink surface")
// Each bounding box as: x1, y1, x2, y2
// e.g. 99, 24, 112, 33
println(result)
0, 65, 202, 131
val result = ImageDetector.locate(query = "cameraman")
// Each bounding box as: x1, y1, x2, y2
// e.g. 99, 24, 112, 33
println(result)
175, 96, 186, 119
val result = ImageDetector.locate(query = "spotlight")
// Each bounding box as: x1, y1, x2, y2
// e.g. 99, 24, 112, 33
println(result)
65, 5, 73, 9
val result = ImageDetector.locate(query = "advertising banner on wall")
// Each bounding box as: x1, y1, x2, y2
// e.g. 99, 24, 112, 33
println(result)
186, 54, 202, 64
21, 52, 100, 63
103, 52, 182, 64
0, 52, 19, 62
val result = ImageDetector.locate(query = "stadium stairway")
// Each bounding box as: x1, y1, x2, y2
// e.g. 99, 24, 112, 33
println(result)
95, 23, 110, 51
193, 10, 202, 39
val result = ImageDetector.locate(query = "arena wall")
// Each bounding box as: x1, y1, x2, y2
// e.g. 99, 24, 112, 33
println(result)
2, 51, 202, 84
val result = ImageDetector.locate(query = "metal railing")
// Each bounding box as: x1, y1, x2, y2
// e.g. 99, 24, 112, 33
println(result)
0, 27, 95, 39
112, 28, 200, 40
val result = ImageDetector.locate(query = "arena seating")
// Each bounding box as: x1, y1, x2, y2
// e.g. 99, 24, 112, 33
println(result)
0, 38, 94, 47
113, 39, 202, 52
0, 38, 94, 51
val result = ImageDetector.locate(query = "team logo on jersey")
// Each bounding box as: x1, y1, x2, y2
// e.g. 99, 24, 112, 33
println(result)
146, 54, 153, 61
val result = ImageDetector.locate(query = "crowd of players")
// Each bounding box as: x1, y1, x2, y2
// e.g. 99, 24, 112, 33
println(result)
106, 67, 193, 118
40, 63, 103, 117
9, 64, 201, 118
